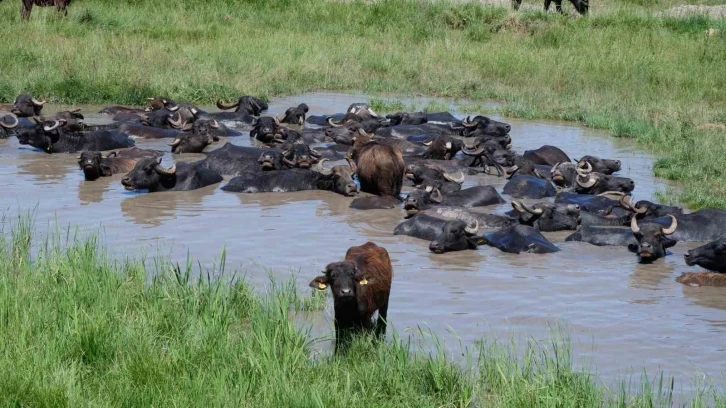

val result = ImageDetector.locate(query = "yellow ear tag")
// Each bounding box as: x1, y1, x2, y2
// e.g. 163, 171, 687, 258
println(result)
46, 146, 52, 152
317, 283, 327, 290
359, 279, 368, 286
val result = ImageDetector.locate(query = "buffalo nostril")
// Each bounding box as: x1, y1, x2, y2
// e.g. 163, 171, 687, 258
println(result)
341, 288, 351, 295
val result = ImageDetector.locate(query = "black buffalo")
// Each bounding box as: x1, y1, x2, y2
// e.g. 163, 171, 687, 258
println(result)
221, 159, 358, 196
565, 226, 637, 247
429, 220, 485, 254
386, 112, 427, 126
628, 215, 678, 263
216, 96, 268, 116
11, 94, 45, 117
404, 164, 466, 192
684, 238, 726, 273
509, 200, 580, 232
550, 162, 577, 188
279, 103, 309, 125
0, 113, 19, 138
578, 155, 621, 175
482, 225, 560, 254
512, 0, 588, 14
250, 117, 282, 144
422, 135, 461, 160
121, 158, 223, 192
78, 148, 162, 181
168, 119, 221, 154
574, 163, 635, 195
453, 115, 511, 138
521, 145, 570, 167
17, 119, 135, 153
404, 185, 505, 217
503, 175, 556, 199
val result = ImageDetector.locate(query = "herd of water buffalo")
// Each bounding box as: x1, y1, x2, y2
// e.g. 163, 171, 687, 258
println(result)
0, 93, 724, 291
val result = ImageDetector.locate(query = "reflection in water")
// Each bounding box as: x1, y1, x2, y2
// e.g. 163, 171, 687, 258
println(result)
120, 185, 218, 226
0, 93, 724, 396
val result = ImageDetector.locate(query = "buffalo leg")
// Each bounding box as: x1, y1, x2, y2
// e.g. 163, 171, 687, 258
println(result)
544, 0, 552, 11
554, 0, 564, 13
21, 0, 33, 20
375, 297, 390, 339
512, 0, 523, 10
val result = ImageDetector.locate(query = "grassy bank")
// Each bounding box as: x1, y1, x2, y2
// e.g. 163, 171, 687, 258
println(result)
0, 0, 725, 207
0, 218, 724, 406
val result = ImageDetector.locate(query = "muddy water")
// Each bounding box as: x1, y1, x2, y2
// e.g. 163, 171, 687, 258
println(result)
1, 92, 724, 395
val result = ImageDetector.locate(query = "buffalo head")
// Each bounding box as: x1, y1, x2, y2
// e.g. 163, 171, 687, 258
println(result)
121, 157, 177, 191
169, 119, 220, 154
216, 96, 267, 116
510, 200, 580, 232
16, 117, 67, 153
12, 94, 46, 117
429, 219, 484, 253
684, 238, 726, 273
628, 215, 678, 263
452, 115, 511, 137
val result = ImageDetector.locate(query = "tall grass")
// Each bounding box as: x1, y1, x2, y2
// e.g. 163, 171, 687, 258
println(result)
0, 218, 724, 406
0, 0, 725, 207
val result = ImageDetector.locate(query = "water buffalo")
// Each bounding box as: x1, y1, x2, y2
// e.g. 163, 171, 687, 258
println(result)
422, 135, 461, 160
509, 201, 581, 232
17, 119, 135, 153
512, 0, 588, 14
11, 94, 45, 117
279, 103, 309, 125
309, 242, 393, 353
250, 117, 282, 144
221, 159, 358, 196
676, 272, 726, 287
521, 145, 571, 167
578, 155, 621, 175
575, 163, 635, 195
425, 206, 515, 229
394, 214, 450, 241
628, 215, 678, 263
565, 226, 637, 247
42, 109, 85, 132
507, 160, 549, 180
684, 238, 726, 273
461, 139, 516, 172
453, 115, 511, 138
168, 119, 220, 154
550, 162, 577, 188
429, 220, 485, 253
21, 0, 70, 19
619, 196, 683, 219
386, 112, 427, 126
404, 164, 465, 194
483, 225, 560, 254
167, 104, 201, 129
350, 140, 405, 198
78, 148, 162, 181
216, 96, 268, 116
404, 185, 505, 217
0, 113, 19, 138
503, 175, 556, 199
121, 158, 223, 192
555, 192, 623, 215
350, 131, 426, 157
199, 143, 270, 176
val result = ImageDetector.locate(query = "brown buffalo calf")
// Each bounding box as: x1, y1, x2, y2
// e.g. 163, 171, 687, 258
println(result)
310, 242, 393, 353
676, 272, 726, 287
349, 140, 405, 198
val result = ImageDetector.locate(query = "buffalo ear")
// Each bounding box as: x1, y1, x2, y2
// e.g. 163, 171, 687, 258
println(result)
309, 275, 330, 291
627, 244, 638, 253
430, 188, 443, 204
663, 238, 678, 249
100, 164, 113, 177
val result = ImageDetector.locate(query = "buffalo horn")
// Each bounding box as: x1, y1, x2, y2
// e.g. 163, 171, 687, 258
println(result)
630, 215, 641, 234
274, 116, 282, 125
367, 107, 379, 118
283, 157, 297, 167
620, 196, 648, 214
461, 144, 486, 157
309, 148, 322, 159
576, 161, 593, 176
357, 128, 374, 138
551, 162, 561, 174
210, 119, 219, 129
345, 157, 357, 173
314, 158, 332, 176
422, 140, 433, 146
576, 174, 596, 188
154, 161, 176, 176
168, 113, 184, 129
661, 215, 678, 235
0, 113, 19, 129
512, 200, 544, 215
597, 191, 626, 198
216, 100, 239, 110
464, 219, 479, 235
169, 138, 182, 147
166, 103, 180, 112
443, 171, 465, 184
461, 116, 477, 128
181, 121, 193, 131
43, 119, 65, 132
31, 97, 46, 106
445, 141, 452, 150
326, 117, 343, 127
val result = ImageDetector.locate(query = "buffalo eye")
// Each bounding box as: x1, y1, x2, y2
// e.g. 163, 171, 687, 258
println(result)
143, 166, 152, 173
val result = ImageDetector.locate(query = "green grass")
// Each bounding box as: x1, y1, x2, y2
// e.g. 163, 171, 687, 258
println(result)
1, 216, 725, 406
0, 0, 725, 208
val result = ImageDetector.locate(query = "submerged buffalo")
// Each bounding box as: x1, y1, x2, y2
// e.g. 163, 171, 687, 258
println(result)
453, 115, 511, 138
404, 185, 505, 217
521, 145, 570, 167
578, 155, 621, 175
17, 119, 135, 153
11, 94, 45, 117
509, 201, 580, 232
503, 175, 556, 199
575, 163, 635, 195
684, 237, 726, 273
78, 148, 162, 181
216, 96, 268, 116
279, 103, 309, 125
429, 220, 484, 254
168, 119, 220, 154
221, 159, 358, 196
250, 117, 282, 144
121, 158, 223, 192
422, 135, 461, 160
386, 112, 427, 126
482, 225, 560, 254
628, 215, 678, 263
0, 113, 19, 139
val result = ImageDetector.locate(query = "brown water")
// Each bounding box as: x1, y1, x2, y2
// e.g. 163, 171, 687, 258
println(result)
2, 92, 724, 396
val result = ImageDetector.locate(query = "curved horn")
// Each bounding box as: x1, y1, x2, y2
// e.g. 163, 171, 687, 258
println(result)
314, 158, 332, 176
461, 116, 477, 128
464, 219, 479, 235
31, 97, 46, 106
0, 113, 19, 129
620, 196, 648, 214
326, 117, 343, 127
181, 121, 193, 131
346, 157, 357, 173
154, 161, 176, 176
367, 107, 379, 118
43, 119, 65, 132
461, 144, 486, 157
216, 100, 239, 110
442, 171, 465, 184
166, 103, 180, 112
630, 215, 641, 234
597, 191, 626, 198
168, 138, 182, 147
533, 168, 544, 179
576, 161, 593, 176
309, 148, 323, 159
147, 97, 155, 101
551, 162, 561, 174
576, 174, 596, 188
283, 157, 297, 167
357, 128, 374, 138
422, 140, 433, 146
274, 116, 282, 125
661, 215, 678, 235
168, 113, 184, 129
210, 119, 219, 129
512, 200, 544, 215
